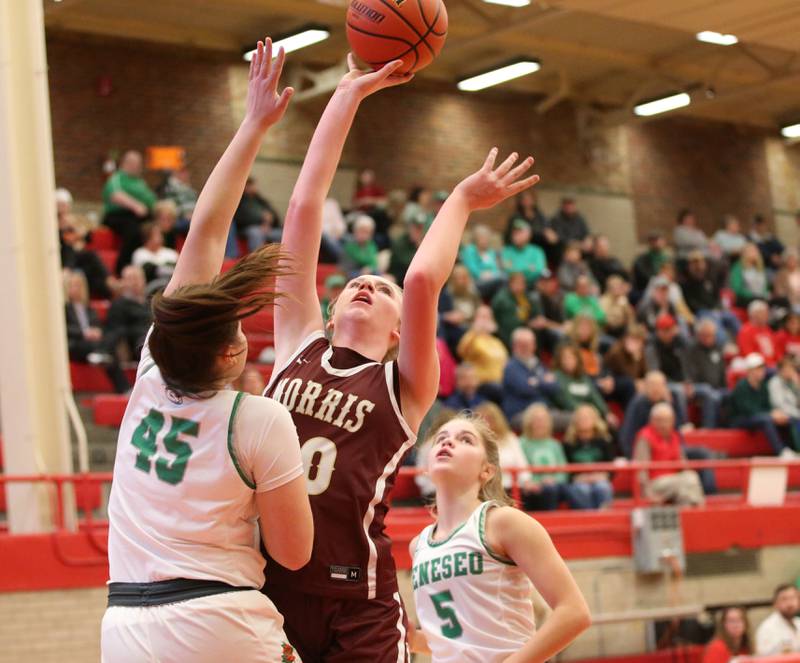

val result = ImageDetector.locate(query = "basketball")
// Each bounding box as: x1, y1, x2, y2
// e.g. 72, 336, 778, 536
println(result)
346, 0, 448, 74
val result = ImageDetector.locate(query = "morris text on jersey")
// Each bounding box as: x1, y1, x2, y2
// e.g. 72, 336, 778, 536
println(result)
271, 377, 376, 433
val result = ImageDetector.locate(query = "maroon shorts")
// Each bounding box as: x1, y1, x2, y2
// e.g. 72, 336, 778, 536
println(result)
266, 584, 410, 663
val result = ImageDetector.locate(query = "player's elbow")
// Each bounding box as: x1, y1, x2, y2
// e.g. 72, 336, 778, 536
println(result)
402, 269, 438, 300
271, 537, 313, 571
570, 600, 592, 635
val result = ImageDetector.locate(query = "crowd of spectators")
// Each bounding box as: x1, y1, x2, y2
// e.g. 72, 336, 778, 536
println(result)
59, 160, 800, 509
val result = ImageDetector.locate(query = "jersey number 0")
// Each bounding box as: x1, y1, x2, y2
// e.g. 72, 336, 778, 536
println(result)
301, 437, 338, 495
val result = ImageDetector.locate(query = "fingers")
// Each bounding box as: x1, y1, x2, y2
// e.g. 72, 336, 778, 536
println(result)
482, 147, 499, 172
250, 40, 263, 80
494, 151, 518, 178
261, 38, 273, 79
347, 52, 359, 72
504, 156, 535, 183
509, 174, 541, 196
368, 60, 403, 81
278, 86, 295, 112
267, 46, 286, 89
380, 71, 415, 88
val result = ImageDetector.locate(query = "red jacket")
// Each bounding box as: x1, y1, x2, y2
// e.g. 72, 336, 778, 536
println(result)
776, 329, 800, 359
702, 638, 749, 663
636, 424, 682, 479
737, 322, 779, 366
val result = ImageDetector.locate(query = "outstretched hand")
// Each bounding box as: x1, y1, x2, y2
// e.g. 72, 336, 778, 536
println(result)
245, 38, 294, 131
455, 148, 540, 212
337, 53, 414, 99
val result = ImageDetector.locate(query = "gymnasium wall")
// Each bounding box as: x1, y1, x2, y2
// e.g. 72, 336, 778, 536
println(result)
46, 32, 800, 263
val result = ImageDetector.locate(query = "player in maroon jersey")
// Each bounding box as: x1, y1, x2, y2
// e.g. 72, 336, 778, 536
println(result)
263, 54, 540, 662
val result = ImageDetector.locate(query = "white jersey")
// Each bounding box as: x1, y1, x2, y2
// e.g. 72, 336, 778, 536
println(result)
412, 502, 536, 663
107, 328, 304, 588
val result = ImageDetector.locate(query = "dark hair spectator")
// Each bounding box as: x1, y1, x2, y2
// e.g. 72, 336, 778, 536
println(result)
60, 215, 115, 299
105, 265, 152, 362
755, 584, 800, 655
673, 208, 710, 260
491, 271, 543, 349
231, 176, 282, 257
703, 606, 751, 663
589, 235, 628, 287
633, 231, 669, 295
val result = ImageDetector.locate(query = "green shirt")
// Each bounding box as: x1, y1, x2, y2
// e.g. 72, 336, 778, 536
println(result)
564, 292, 606, 324
501, 244, 546, 284
730, 377, 771, 418
519, 437, 568, 484
102, 171, 157, 214
553, 371, 609, 415
343, 240, 378, 271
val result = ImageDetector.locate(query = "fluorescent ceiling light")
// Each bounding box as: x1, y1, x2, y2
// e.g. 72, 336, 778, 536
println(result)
781, 123, 800, 139
634, 92, 691, 117
483, 0, 531, 7
243, 28, 330, 61
696, 30, 738, 46
458, 61, 541, 92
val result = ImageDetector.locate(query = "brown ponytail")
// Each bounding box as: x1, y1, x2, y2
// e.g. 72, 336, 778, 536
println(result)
148, 244, 289, 397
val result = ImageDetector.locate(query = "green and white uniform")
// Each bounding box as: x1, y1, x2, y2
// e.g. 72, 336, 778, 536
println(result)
102, 328, 304, 662
412, 502, 535, 663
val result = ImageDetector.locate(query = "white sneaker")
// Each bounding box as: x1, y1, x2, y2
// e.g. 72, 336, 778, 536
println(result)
779, 447, 798, 459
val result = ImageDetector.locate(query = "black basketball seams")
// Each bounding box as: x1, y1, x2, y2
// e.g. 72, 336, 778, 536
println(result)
374, 0, 436, 56
346, 20, 417, 49
415, 0, 447, 37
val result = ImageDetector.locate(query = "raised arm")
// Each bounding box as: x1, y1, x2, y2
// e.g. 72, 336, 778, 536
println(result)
164, 39, 293, 296
398, 149, 539, 429
273, 56, 411, 369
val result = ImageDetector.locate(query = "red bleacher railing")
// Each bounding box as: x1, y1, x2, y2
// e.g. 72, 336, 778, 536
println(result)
1, 458, 798, 533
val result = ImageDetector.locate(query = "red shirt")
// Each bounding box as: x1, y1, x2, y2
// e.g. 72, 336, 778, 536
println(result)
776, 330, 800, 359
737, 322, 779, 366
637, 424, 682, 479
354, 184, 386, 210
703, 638, 749, 663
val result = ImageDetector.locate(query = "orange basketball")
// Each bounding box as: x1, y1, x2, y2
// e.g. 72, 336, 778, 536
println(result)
346, 0, 448, 74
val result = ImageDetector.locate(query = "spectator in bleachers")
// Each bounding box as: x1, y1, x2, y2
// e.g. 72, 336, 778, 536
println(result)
562, 405, 614, 510
535, 272, 568, 352
644, 262, 695, 328
645, 313, 690, 415
460, 224, 506, 299
684, 319, 728, 428
102, 150, 157, 274
60, 216, 115, 299
633, 231, 669, 296
558, 242, 594, 293
619, 370, 687, 456
233, 176, 281, 253
401, 186, 433, 227
456, 305, 508, 399
319, 198, 347, 264
730, 243, 769, 307
737, 300, 779, 367
105, 265, 151, 362
673, 208, 710, 261
703, 607, 751, 663
491, 271, 542, 348
64, 271, 129, 394
776, 312, 800, 360
604, 325, 648, 405
768, 357, 800, 446
633, 403, 705, 506
475, 402, 531, 495
504, 190, 549, 245
55, 187, 73, 228
755, 584, 800, 655
730, 352, 797, 456
352, 168, 391, 248
681, 251, 740, 342
518, 404, 568, 511
234, 366, 266, 396
152, 199, 179, 249
502, 220, 546, 286
387, 215, 424, 283
320, 274, 345, 324
638, 276, 680, 333
161, 167, 197, 233
438, 265, 480, 353
600, 275, 635, 339
749, 214, 785, 272
341, 214, 379, 277
712, 214, 748, 262
773, 248, 800, 312
131, 223, 178, 286
589, 235, 628, 288
550, 197, 590, 253
571, 314, 632, 405
501, 328, 557, 428
443, 363, 486, 411
551, 344, 616, 428
564, 274, 606, 325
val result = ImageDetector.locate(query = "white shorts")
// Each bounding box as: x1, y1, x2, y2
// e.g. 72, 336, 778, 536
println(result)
101, 589, 300, 663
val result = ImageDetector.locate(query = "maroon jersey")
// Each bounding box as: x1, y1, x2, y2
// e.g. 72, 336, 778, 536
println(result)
263, 332, 416, 599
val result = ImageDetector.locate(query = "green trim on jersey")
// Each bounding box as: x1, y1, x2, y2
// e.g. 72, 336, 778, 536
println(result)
139, 361, 156, 377
227, 392, 255, 490
478, 502, 516, 566
428, 518, 470, 548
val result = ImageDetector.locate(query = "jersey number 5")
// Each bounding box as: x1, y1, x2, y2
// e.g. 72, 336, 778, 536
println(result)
430, 590, 463, 639
301, 437, 338, 496
131, 409, 199, 485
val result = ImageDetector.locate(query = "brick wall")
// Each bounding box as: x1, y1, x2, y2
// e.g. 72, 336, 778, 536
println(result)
47, 31, 796, 248
47, 33, 238, 200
